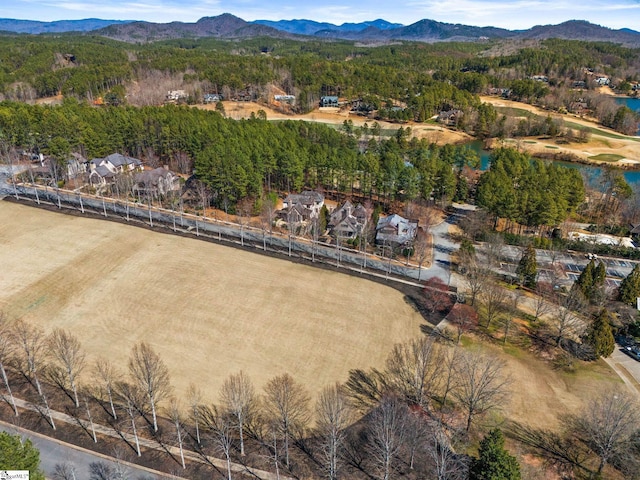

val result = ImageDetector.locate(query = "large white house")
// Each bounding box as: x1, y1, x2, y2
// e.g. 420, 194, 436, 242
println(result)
375, 213, 418, 246
88, 153, 143, 187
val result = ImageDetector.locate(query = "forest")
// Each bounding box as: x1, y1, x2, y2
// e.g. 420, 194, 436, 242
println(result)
0, 100, 587, 228
0, 34, 638, 134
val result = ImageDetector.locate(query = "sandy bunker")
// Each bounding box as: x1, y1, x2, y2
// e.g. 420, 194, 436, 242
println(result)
0, 201, 425, 401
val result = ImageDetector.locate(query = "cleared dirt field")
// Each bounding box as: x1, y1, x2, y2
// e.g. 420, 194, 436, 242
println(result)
0, 201, 426, 401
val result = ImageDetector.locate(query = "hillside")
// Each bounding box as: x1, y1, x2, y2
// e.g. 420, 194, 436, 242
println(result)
1, 14, 638, 46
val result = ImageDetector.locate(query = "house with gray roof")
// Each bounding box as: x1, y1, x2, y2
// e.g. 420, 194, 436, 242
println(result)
328, 201, 368, 239
133, 167, 181, 198
282, 191, 324, 216
88, 153, 143, 187
375, 214, 418, 247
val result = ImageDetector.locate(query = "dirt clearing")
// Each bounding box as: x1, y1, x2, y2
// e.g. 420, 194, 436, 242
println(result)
0, 202, 425, 401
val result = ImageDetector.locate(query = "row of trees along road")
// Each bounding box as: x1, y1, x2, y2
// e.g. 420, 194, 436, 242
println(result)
0, 311, 525, 480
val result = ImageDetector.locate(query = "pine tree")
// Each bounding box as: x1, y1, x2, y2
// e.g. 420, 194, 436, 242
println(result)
574, 260, 606, 302
574, 259, 594, 299
0, 432, 45, 480
584, 309, 615, 358
619, 264, 640, 306
515, 245, 537, 289
470, 428, 521, 480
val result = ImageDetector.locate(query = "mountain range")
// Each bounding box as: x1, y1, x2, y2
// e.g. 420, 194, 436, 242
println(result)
0, 14, 639, 46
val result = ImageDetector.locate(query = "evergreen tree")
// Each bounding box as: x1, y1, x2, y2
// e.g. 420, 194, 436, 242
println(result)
573, 260, 606, 302
0, 432, 45, 480
584, 309, 615, 358
619, 264, 640, 306
515, 245, 537, 289
470, 428, 521, 480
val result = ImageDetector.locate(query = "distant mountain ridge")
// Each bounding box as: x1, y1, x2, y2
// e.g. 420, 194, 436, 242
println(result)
0, 18, 132, 34
0, 14, 638, 46
253, 18, 403, 36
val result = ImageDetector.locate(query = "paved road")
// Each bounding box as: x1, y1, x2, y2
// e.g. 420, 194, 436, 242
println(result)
0, 421, 163, 480
607, 346, 640, 394
7, 396, 289, 480
423, 213, 461, 288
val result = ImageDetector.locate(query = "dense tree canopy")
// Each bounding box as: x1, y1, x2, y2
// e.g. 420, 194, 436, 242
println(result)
0, 100, 488, 210
476, 147, 584, 228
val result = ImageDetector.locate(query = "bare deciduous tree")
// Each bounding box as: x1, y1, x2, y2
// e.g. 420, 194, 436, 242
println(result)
366, 395, 408, 480
413, 229, 430, 282
452, 351, 510, 432
12, 319, 55, 429
462, 265, 486, 307
201, 404, 235, 480
427, 420, 468, 480
115, 381, 142, 457
52, 462, 77, 480
128, 341, 172, 433
385, 337, 443, 410
263, 373, 310, 469
565, 390, 640, 475
220, 370, 256, 456
47, 328, 86, 407
448, 304, 479, 344
315, 383, 353, 480
94, 358, 119, 420
479, 279, 508, 328
531, 282, 554, 322
483, 232, 506, 269
0, 313, 18, 415
187, 383, 203, 445
169, 399, 186, 469
552, 289, 587, 347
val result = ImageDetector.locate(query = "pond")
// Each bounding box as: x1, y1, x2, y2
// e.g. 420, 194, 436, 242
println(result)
466, 140, 640, 191
615, 96, 640, 136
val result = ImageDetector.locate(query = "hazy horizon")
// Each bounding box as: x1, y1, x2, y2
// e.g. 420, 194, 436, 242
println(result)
4, 0, 639, 31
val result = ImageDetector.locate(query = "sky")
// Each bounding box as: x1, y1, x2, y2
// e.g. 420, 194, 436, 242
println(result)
5, 0, 640, 31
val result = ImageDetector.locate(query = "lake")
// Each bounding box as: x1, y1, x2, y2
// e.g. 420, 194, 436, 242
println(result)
615, 96, 640, 135
467, 140, 640, 190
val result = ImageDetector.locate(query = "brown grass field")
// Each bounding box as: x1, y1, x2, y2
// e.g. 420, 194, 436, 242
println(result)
0, 201, 426, 402
0, 201, 624, 431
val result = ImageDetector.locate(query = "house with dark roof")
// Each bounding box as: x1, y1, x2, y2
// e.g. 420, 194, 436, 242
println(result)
66, 152, 87, 179
437, 110, 463, 126
328, 201, 368, 238
282, 191, 324, 215
320, 96, 339, 107
375, 214, 418, 247
204, 93, 223, 104
133, 167, 181, 197
630, 223, 640, 242
88, 153, 142, 187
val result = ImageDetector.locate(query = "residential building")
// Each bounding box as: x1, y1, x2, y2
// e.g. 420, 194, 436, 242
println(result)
282, 191, 324, 216
375, 214, 418, 247
320, 96, 339, 107
328, 201, 368, 238
88, 153, 143, 187
133, 167, 181, 197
